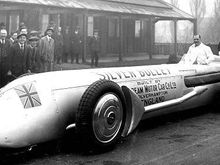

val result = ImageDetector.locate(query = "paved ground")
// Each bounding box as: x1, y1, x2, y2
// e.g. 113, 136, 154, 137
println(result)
1, 107, 220, 165
54, 55, 169, 71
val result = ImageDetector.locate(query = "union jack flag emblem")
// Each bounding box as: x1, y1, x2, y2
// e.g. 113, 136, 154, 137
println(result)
14, 82, 41, 109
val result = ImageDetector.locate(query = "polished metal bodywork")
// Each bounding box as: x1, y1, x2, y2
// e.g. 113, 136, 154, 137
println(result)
0, 63, 220, 148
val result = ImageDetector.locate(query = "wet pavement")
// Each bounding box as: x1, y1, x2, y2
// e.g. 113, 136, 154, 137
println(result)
1, 107, 220, 165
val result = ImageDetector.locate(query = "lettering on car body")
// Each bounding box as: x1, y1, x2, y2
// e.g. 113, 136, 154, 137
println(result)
96, 67, 183, 106
97, 68, 171, 81
130, 76, 182, 106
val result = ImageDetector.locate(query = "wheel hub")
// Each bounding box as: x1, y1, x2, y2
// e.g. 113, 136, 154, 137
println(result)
93, 93, 123, 143
107, 111, 116, 125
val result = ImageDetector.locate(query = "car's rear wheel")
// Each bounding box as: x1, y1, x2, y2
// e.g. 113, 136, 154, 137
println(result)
76, 80, 126, 150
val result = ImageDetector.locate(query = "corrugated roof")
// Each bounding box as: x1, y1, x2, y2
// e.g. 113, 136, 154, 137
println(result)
0, 0, 194, 20
103, 0, 170, 9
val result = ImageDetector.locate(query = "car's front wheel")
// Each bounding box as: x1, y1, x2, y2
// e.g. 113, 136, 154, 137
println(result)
76, 80, 126, 150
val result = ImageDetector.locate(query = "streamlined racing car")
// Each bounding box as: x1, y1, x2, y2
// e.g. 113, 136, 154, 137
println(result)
0, 59, 220, 150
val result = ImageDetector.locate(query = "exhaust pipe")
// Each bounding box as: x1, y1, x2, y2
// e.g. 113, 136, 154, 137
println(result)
144, 86, 208, 113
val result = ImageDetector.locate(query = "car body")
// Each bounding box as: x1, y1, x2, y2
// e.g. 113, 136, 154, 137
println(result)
0, 62, 220, 149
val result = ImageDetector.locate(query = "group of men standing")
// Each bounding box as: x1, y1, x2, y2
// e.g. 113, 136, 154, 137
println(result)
0, 26, 56, 88
0, 24, 102, 88
61, 26, 101, 67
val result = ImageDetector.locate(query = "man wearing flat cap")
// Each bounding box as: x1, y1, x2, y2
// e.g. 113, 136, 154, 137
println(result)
9, 32, 32, 77
38, 26, 55, 72
29, 30, 39, 37
29, 36, 40, 73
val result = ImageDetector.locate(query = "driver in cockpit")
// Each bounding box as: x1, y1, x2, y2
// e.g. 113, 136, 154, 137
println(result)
179, 34, 214, 65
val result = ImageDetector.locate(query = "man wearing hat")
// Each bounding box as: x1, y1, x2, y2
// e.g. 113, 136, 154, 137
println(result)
29, 30, 39, 37
89, 29, 101, 67
0, 29, 11, 87
70, 26, 82, 64
54, 26, 64, 65
19, 24, 28, 36
29, 35, 40, 73
38, 26, 55, 72
9, 32, 32, 77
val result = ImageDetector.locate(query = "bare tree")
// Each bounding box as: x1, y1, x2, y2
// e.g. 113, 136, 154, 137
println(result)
214, 0, 220, 17
202, 0, 220, 44
212, 0, 220, 42
189, 0, 206, 32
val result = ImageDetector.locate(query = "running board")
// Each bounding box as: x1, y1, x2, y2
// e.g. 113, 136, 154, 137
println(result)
144, 86, 208, 113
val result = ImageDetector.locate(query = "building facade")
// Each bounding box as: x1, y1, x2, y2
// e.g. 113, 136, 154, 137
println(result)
0, 0, 196, 61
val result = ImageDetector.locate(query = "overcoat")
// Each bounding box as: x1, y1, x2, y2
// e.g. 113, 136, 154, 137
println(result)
71, 33, 82, 54
39, 36, 55, 63
30, 46, 40, 73
0, 39, 11, 87
0, 39, 10, 66
10, 42, 31, 77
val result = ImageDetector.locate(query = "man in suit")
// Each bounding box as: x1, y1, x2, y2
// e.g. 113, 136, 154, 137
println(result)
29, 36, 40, 73
71, 27, 82, 64
38, 27, 55, 72
89, 29, 101, 67
54, 26, 64, 65
63, 26, 71, 63
10, 33, 31, 78
0, 29, 11, 87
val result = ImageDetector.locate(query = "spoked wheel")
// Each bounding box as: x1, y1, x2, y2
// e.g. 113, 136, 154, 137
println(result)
76, 80, 126, 150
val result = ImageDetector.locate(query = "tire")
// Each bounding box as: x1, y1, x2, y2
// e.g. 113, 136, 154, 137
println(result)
76, 79, 126, 150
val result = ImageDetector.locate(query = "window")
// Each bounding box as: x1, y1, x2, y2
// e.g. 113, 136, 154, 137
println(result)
108, 18, 119, 37
9, 14, 19, 34
88, 16, 93, 36
135, 20, 141, 38
0, 13, 6, 29
41, 14, 49, 35
109, 18, 114, 37
50, 14, 61, 29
